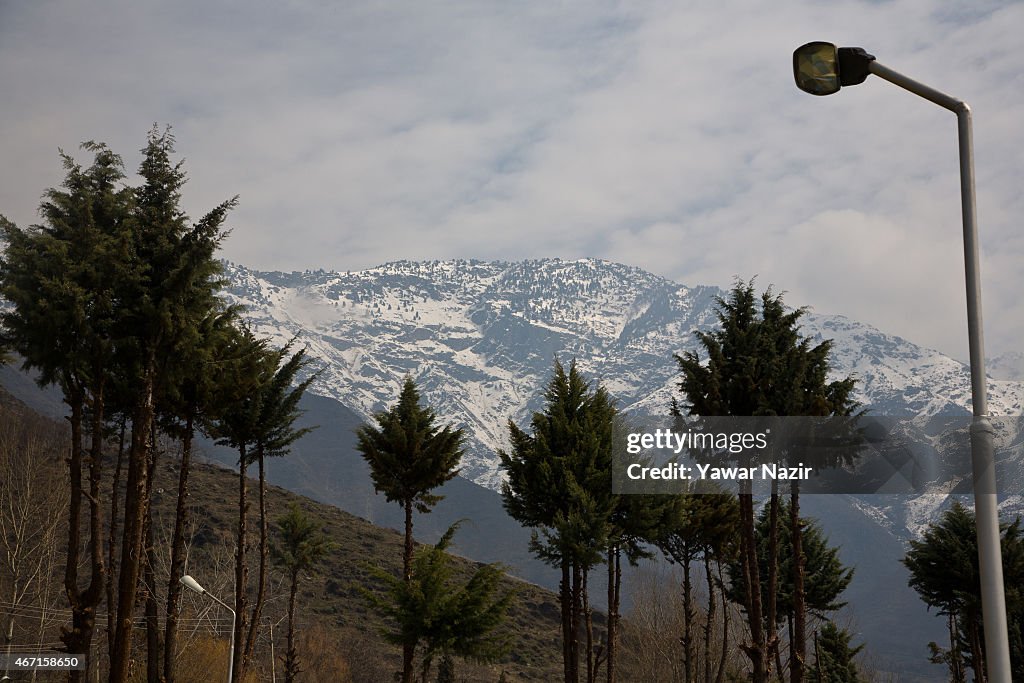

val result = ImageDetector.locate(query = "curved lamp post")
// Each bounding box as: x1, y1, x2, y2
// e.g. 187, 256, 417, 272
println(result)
793, 41, 1011, 683
181, 574, 235, 683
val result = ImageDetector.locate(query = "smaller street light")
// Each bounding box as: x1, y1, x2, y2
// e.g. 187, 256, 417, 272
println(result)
181, 574, 235, 683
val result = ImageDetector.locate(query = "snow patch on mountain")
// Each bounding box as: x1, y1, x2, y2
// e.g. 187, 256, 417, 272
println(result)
221, 258, 1024, 532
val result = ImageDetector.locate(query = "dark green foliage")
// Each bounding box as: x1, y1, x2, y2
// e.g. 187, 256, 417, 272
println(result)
809, 622, 863, 683
273, 503, 335, 683
902, 501, 1024, 679
499, 359, 615, 570
0, 142, 134, 680
356, 377, 464, 515
499, 359, 618, 683
726, 499, 854, 620
674, 281, 858, 683
0, 142, 132, 393
364, 523, 515, 683
356, 376, 465, 683
675, 281, 857, 419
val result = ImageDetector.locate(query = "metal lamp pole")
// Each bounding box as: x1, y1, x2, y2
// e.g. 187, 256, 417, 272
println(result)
181, 575, 236, 683
793, 43, 1011, 683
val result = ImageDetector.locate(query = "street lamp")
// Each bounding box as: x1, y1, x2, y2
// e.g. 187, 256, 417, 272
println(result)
793, 41, 1011, 683
180, 574, 235, 683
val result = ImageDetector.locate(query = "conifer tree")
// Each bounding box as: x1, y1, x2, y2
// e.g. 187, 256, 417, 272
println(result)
209, 325, 278, 681
903, 501, 1024, 681
244, 341, 317, 666
161, 307, 242, 683
675, 281, 856, 683
364, 523, 513, 683
356, 376, 464, 683
499, 359, 616, 683
0, 142, 133, 682
809, 622, 864, 683
272, 504, 334, 683
109, 127, 235, 683
726, 497, 854, 678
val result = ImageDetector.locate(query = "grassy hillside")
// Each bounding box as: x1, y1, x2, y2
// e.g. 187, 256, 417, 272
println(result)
0, 385, 565, 682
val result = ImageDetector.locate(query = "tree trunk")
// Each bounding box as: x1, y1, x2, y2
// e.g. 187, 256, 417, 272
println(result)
244, 449, 269, 666
284, 569, 299, 683
562, 560, 574, 683
402, 498, 415, 683
967, 611, 986, 683
143, 435, 162, 683
111, 370, 156, 683
703, 553, 714, 683
108, 417, 126, 661
949, 612, 965, 683
767, 484, 779, 680
682, 554, 694, 683
790, 482, 805, 683
60, 388, 104, 683
739, 489, 767, 683
233, 445, 250, 683
606, 545, 619, 683
164, 411, 195, 683
583, 569, 593, 683
715, 560, 729, 683
741, 489, 765, 683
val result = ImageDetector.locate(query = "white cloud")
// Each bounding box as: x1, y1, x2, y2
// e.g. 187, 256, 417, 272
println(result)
1, 0, 1021, 361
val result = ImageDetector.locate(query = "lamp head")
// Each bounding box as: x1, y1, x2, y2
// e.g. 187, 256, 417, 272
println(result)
794, 42, 875, 95
180, 574, 206, 595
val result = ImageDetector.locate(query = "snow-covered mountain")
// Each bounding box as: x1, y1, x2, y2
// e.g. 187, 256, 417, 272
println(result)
222, 257, 1024, 522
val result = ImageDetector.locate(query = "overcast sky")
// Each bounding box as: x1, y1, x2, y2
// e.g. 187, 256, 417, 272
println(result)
2, 1, 1021, 363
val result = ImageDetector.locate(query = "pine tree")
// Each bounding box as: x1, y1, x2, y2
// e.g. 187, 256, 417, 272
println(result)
161, 307, 242, 683
208, 323, 263, 680
0, 142, 132, 683
110, 127, 235, 683
364, 523, 513, 683
356, 376, 464, 683
903, 501, 1024, 681
809, 622, 864, 683
499, 359, 616, 683
674, 281, 857, 683
244, 341, 317, 667
726, 497, 854, 676
271, 504, 334, 683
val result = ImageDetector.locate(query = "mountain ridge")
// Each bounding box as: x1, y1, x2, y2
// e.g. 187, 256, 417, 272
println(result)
222, 257, 1024, 494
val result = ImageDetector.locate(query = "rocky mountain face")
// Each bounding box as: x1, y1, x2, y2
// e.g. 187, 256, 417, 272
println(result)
223, 257, 1024, 507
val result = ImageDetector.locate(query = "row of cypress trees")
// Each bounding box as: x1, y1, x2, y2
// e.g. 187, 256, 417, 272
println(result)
498, 283, 862, 683
0, 129, 315, 682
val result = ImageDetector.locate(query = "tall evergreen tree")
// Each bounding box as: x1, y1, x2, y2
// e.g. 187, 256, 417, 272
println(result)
903, 501, 1024, 681
674, 281, 857, 683
209, 324, 276, 682
161, 306, 241, 683
726, 497, 854, 679
271, 504, 334, 683
499, 359, 616, 683
0, 142, 132, 682
244, 341, 317, 667
356, 376, 464, 683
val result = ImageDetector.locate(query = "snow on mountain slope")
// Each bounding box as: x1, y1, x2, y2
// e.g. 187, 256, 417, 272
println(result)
222, 257, 1024, 504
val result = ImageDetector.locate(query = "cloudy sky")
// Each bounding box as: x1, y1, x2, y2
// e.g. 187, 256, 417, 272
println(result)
2, 1, 1021, 363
